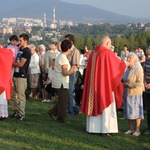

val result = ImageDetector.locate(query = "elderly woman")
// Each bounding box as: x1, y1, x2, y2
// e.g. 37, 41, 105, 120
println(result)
122, 52, 144, 137
28, 44, 41, 99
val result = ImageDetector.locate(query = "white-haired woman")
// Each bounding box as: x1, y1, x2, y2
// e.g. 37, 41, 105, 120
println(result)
28, 44, 41, 99
122, 52, 144, 137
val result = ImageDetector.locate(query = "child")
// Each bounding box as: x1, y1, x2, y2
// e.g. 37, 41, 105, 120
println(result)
7, 35, 19, 76
43, 59, 57, 102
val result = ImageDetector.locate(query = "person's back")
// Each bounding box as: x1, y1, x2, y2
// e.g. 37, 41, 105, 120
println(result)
81, 36, 126, 135
65, 34, 80, 116
74, 70, 82, 106
44, 51, 57, 73
0, 47, 13, 119
143, 47, 150, 135
44, 44, 59, 74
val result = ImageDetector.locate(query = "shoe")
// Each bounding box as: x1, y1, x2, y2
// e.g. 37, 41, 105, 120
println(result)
0, 118, 7, 121
144, 130, 150, 135
102, 133, 113, 137
42, 99, 47, 102
57, 119, 70, 124
132, 132, 140, 137
46, 99, 51, 102
16, 115, 24, 121
125, 130, 134, 135
29, 94, 32, 98
48, 112, 57, 121
66, 113, 72, 118
75, 111, 81, 115
9, 112, 18, 118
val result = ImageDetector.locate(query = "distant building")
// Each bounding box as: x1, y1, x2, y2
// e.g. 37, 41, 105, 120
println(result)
43, 13, 47, 28
30, 35, 43, 41
2, 18, 17, 25
51, 37, 58, 43
67, 21, 73, 26
2, 17, 43, 27
3, 27, 13, 34
50, 7, 57, 29
145, 27, 150, 32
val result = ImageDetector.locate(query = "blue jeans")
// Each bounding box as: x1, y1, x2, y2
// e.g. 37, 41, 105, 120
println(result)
67, 73, 79, 116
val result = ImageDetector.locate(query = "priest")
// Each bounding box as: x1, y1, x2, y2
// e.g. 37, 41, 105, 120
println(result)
0, 45, 13, 119
80, 36, 126, 134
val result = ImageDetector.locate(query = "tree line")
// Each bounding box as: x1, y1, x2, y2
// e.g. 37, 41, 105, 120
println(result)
1, 23, 150, 55
73, 31, 150, 55
63, 23, 150, 55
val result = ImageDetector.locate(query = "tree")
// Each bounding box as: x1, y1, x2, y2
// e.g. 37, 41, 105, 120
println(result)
85, 34, 93, 50
74, 34, 85, 50
128, 35, 137, 51
93, 34, 101, 48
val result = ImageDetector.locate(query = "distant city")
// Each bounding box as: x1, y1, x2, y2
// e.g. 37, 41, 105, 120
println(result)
0, 7, 74, 33
0, 6, 150, 47
0, 7, 75, 45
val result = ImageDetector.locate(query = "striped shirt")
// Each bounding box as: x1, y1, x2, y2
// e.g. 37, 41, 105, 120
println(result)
143, 58, 150, 93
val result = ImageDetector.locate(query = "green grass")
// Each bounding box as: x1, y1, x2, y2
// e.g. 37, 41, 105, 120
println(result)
0, 99, 150, 150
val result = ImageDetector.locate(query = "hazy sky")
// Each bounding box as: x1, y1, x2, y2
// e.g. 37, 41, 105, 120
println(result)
62, 0, 150, 18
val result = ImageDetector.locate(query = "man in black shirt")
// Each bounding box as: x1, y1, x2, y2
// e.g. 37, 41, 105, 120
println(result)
10, 33, 31, 120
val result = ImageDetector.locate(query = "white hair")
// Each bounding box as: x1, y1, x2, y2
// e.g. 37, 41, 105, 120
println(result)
100, 36, 110, 45
29, 44, 36, 50
127, 52, 139, 63
49, 44, 56, 50
37, 44, 46, 51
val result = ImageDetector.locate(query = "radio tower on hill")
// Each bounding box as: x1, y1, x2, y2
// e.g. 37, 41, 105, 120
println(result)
52, 7, 57, 29
43, 13, 47, 28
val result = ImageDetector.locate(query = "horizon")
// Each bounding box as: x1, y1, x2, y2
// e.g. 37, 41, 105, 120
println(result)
62, 0, 150, 18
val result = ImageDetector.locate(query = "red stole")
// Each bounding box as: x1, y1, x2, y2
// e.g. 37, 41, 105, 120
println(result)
80, 46, 126, 116
0, 47, 13, 100
84, 51, 90, 58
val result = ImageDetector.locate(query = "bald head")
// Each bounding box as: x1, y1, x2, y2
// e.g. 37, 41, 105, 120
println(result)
100, 36, 111, 49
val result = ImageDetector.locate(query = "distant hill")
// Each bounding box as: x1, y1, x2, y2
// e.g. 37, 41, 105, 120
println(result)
0, 0, 149, 24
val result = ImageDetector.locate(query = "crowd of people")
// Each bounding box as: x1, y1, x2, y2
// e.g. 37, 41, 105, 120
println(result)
0, 33, 150, 137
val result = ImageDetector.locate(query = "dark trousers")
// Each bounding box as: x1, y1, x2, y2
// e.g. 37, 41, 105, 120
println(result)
74, 87, 82, 106
48, 85, 69, 121
144, 92, 150, 130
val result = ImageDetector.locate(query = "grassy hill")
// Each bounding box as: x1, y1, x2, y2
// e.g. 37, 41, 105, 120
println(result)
0, 98, 149, 150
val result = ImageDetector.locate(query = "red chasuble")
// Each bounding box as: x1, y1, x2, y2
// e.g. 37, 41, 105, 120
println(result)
80, 46, 126, 116
0, 47, 13, 100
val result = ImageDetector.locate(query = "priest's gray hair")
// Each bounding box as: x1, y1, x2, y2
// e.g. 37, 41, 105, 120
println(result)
100, 36, 110, 45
